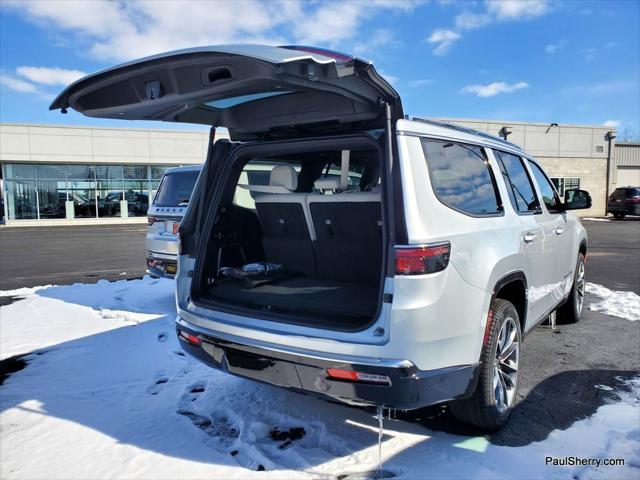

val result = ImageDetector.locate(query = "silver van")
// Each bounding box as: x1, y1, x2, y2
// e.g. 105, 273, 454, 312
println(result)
146, 165, 201, 278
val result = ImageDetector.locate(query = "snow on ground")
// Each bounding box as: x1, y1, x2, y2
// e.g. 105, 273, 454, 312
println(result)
586, 282, 640, 321
582, 218, 611, 222
1, 278, 639, 479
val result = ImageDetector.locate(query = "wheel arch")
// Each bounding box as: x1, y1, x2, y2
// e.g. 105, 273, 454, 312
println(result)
490, 271, 528, 335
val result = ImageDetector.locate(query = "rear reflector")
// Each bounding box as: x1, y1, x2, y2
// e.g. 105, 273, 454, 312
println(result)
395, 242, 451, 275
326, 368, 391, 386
178, 330, 201, 345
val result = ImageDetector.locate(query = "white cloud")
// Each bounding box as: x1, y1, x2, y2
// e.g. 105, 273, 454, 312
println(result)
545, 40, 565, 54
485, 0, 549, 20
426, 29, 461, 55
0, 72, 41, 94
455, 11, 492, 30
3, 0, 419, 62
353, 28, 398, 58
603, 120, 621, 128
16, 66, 86, 86
428, 0, 550, 55
581, 41, 618, 61
460, 81, 529, 97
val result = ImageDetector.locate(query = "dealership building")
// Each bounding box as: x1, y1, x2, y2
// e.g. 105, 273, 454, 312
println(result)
0, 120, 637, 225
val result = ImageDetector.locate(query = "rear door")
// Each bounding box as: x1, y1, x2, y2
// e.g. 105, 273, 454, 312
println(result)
50, 45, 402, 140
493, 150, 558, 325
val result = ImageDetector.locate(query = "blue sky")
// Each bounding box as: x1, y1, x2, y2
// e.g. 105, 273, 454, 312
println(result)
1, 0, 638, 134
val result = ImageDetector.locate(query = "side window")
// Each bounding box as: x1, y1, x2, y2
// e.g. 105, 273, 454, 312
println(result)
421, 139, 502, 216
494, 150, 540, 214
527, 161, 562, 212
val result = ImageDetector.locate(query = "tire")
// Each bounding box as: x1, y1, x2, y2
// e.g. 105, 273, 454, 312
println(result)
449, 299, 521, 431
557, 253, 586, 324
613, 213, 626, 219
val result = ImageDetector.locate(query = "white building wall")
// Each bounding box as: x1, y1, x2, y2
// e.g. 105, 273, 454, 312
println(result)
0, 123, 226, 166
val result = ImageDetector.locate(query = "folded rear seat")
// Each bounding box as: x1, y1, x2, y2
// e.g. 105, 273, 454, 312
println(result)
253, 166, 316, 276
307, 178, 382, 284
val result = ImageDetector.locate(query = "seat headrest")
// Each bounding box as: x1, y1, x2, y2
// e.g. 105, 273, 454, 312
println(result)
314, 177, 341, 191
270, 165, 298, 192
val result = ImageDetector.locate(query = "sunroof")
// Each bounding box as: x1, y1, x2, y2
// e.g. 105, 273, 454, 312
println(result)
206, 91, 293, 109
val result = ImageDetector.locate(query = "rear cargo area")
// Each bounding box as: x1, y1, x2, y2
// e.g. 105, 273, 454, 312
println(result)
194, 142, 385, 331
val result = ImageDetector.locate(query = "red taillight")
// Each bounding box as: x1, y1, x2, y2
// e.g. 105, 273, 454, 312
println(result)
326, 368, 391, 385
147, 216, 158, 226
624, 197, 640, 205
395, 242, 451, 275
178, 330, 200, 345
172, 223, 180, 235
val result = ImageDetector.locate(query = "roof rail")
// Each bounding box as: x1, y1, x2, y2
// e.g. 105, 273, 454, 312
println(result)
411, 117, 523, 150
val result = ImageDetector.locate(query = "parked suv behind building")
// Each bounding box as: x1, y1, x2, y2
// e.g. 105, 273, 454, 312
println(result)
146, 165, 201, 278
52, 45, 592, 430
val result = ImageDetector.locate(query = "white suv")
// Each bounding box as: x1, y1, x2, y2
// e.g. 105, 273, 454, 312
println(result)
52, 45, 592, 429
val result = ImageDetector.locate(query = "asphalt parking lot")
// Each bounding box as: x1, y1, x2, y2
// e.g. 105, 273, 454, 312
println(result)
0, 218, 638, 446
0, 224, 147, 291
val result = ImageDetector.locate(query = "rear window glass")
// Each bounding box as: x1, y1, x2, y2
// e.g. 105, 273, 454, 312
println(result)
614, 188, 640, 197
421, 139, 501, 216
153, 171, 200, 207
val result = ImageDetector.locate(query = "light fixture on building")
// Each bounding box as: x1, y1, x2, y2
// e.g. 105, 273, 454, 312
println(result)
606, 131, 617, 141
545, 122, 558, 133
499, 126, 512, 140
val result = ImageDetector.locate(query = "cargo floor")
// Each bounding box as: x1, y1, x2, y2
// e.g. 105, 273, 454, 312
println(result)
203, 276, 379, 330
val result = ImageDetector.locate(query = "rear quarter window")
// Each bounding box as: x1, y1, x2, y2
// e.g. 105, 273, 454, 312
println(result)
421, 138, 502, 216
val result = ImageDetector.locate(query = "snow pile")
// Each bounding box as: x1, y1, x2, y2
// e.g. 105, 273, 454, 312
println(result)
581, 217, 611, 222
586, 282, 640, 321
1, 278, 639, 479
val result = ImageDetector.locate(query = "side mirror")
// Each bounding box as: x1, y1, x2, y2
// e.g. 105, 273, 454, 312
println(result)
564, 189, 592, 210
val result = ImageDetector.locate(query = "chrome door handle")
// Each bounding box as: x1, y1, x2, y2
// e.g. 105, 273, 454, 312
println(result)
523, 232, 537, 243
555, 227, 565, 235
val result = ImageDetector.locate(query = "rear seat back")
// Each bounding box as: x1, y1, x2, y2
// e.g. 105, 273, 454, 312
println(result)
254, 166, 316, 276
307, 178, 382, 284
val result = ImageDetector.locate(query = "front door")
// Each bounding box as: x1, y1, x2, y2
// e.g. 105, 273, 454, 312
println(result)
527, 160, 575, 300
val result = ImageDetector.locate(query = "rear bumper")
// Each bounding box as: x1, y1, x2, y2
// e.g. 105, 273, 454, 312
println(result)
175, 317, 479, 410
146, 255, 177, 279
608, 204, 640, 215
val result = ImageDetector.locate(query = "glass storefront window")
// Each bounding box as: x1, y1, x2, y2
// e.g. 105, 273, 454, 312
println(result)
124, 165, 148, 179
5, 164, 36, 179
3, 162, 199, 221
37, 179, 67, 218
96, 180, 123, 217
95, 165, 123, 180
6, 180, 38, 219
36, 164, 66, 179
124, 180, 149, 216
68, 180, 97, 218
67, 165, 93, 180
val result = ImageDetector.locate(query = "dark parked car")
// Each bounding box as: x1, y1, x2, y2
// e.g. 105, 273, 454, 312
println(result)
608, 187, 640, 219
